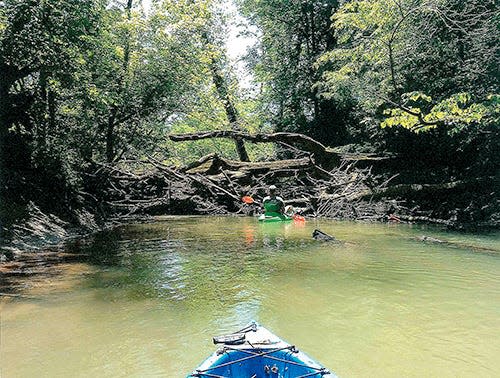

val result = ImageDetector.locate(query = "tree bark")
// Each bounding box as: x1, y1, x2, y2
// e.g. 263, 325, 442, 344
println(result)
182, 154, 313, 174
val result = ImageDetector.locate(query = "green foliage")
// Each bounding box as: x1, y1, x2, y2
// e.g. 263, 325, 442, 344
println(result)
1, 0, 218, 162
318, 0, 403, 106
164, 84, 275, 164
238, 0, 354, 144
0, 0, 101, 72
319, 0, 499, 135
1, 0, 498, 226
381, 92, 499, 133
430, 94, 500, 131
0, 0, 249, 217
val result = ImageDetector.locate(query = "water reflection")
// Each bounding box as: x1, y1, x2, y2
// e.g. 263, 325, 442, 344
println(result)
2, 217, 499, 378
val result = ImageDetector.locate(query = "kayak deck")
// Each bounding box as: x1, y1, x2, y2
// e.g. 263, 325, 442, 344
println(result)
258, 214, 292, 222
187, 323, 335, 378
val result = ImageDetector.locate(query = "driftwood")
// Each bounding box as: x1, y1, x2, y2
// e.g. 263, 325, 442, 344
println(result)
81, 131, 487, 228
85, 149, 397, 223
82, 147, 489, 229
181, 153, 313, 175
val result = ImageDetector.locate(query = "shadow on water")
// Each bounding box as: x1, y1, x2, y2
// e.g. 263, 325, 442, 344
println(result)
72, 229, 123, 266
1, 226, 130, 296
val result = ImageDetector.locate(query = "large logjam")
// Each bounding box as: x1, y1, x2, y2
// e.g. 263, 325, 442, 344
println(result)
86, 157, 391, 220
77, 130, 492, 229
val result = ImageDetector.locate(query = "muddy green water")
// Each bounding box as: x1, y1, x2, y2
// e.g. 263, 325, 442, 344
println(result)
1, 217, 499, 377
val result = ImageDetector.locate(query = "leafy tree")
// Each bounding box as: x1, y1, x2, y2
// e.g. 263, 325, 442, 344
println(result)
238, 0, 354, 145
318, 0, 499, 224
0, 0, 103, 225
0, 0, 101, 161
71, 0, 213, 164
162, 0, 272, 163
319, 0, 499, 134
0, 0, 236, 226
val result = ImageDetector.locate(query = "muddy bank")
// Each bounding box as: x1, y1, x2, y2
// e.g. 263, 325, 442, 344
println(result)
0, 202, 103, 261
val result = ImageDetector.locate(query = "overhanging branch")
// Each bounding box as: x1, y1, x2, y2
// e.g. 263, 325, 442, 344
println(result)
168, 130, 340, 165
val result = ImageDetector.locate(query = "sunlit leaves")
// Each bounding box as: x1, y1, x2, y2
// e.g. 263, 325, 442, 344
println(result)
381, 92, 500, 132
319, 0, 418, 105
238, 0, 347, 139
381, 108, 422, 131
319, 0, 499, 136
404, 91, 432, 104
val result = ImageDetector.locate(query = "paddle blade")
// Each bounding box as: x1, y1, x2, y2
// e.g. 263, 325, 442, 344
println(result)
242, 196, 254, 204
293, 214, 305, 222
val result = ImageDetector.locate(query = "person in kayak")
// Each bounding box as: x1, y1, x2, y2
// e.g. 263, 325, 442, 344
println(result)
262, 185, 286, 216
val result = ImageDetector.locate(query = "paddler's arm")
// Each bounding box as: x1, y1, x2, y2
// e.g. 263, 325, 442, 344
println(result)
276, 196, 285, 213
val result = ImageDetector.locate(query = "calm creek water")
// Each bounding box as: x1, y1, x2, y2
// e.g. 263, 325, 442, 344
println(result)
1, 216, 499, 377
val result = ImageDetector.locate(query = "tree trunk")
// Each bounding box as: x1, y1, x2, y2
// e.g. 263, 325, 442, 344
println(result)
106, 108, 117, 163
105, 0, 133, 164
209, 63, 249, 162
203, 31, 249, 162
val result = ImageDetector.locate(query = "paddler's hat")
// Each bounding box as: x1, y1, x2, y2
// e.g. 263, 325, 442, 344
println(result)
269, 185, 277, 192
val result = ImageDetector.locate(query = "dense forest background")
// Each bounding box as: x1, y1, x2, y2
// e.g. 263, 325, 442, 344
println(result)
0, 0, 498, 255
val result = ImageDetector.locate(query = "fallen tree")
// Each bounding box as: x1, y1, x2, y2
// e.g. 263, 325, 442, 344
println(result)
179, 153, 313, 176
79, 128, 498, 230
3, 129, 498, 264
76, 130, 498, 229
168, 130, 341, 166
83, 150, 396, 223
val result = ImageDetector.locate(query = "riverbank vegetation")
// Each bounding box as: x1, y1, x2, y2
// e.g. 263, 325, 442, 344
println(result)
1, 0, 498, 259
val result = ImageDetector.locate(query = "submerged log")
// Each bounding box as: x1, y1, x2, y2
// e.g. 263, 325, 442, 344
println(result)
415, 235, 500, 253
312, 229, 339, 242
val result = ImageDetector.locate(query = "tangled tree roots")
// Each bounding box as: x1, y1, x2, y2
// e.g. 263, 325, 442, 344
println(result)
82, 153, 398, 222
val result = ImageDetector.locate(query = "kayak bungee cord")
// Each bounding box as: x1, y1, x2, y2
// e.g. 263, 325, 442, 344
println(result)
190, 345, 329, 377
221, 346, 329, 373
296, 369, 331, 378
193, 345, 294, 374
190, 372, 225, 378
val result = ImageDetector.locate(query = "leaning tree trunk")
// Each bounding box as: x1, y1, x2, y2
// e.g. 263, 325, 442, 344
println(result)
203, 32, 249, 162
105, 0, 133, 163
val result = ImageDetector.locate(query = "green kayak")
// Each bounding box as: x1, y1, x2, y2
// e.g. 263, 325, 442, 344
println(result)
258, 212, 292, 222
